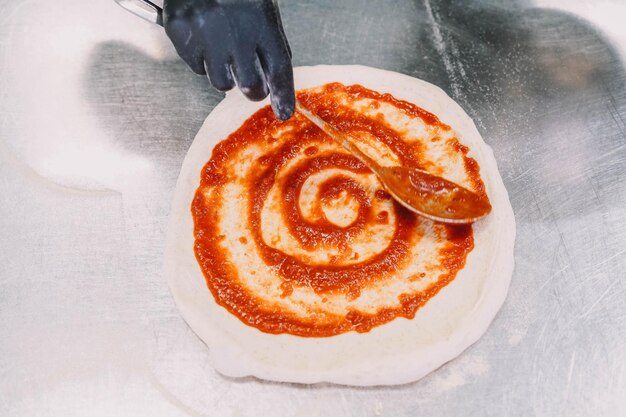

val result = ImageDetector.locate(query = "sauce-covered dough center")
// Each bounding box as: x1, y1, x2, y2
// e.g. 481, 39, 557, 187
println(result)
192, 83, 488, 337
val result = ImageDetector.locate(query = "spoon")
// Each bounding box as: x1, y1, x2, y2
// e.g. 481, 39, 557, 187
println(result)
295, 100, 492, 224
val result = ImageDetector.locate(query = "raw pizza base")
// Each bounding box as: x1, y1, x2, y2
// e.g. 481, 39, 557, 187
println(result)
165, 65, 516, 386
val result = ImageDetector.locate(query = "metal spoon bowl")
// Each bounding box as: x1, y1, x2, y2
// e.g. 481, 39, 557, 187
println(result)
295, 100, 492, 224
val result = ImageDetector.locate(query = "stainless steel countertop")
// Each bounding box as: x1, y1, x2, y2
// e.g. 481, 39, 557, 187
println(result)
1, 1, 624, 416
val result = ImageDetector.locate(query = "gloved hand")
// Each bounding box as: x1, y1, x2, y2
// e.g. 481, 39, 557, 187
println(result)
163, 0, 295, 120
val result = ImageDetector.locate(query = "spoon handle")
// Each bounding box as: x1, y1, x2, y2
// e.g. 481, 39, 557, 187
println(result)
295, 100, 381, 172
114, 0, 163, 26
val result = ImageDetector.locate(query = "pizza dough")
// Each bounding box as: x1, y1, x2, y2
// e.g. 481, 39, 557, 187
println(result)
165, 65, 516, 386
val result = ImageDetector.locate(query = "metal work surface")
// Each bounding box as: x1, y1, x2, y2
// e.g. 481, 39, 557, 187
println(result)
1, 0, 624, 415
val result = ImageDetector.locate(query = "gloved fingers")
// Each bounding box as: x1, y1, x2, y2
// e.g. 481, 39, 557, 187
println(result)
164, 17, 206, 74
204, 57, 235, 92
257, 42, 295, 120
268, 1, 292, 59
231, 52, 269, 102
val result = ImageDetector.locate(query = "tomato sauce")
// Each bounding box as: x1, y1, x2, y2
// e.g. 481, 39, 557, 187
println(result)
192, 83, 480, 336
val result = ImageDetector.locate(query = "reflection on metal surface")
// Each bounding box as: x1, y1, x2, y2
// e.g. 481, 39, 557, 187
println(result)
0, 0, 625, 416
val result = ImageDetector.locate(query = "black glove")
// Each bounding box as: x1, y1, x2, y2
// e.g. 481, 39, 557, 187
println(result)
163, 0, 295, 120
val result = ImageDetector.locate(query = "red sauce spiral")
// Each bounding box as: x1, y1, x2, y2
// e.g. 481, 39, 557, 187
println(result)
192, 83, 484, 337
